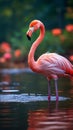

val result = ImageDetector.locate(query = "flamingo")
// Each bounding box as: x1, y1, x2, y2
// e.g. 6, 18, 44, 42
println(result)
26, 20, 73, 100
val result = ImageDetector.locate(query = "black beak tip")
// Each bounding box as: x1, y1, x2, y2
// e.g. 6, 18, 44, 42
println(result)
27, 35, 31, 41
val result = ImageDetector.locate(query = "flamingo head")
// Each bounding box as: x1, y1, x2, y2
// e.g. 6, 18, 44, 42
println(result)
26, 20, 41, 40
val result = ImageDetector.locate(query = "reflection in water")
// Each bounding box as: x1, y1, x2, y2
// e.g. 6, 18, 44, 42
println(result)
0, 102, 20, 129
1, 101, 73, 130
0, 102, 28, 130
28, 101, 73, 130
0, 69, 73, 130
0, 73, 20, 93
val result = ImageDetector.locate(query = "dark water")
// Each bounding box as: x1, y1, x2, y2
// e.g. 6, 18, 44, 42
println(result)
0, 68, 73, 130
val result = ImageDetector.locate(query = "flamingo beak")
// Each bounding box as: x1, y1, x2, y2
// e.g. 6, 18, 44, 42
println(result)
26, 27, 34, 41
27, 34, 31, 41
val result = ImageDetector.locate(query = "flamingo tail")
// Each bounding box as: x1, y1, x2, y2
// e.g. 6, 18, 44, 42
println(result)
69, 65, 73, 76
70, 69, 73, 76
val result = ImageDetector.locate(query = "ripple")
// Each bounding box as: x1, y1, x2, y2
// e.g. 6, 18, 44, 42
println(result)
0, 93, 69, 102
28, 108, 73, 130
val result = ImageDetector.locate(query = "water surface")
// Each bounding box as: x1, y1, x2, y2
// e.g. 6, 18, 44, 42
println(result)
0, 68, 73, 130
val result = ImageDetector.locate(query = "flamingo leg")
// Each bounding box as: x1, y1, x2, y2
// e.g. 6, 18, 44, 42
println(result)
54, 79, 59, 101
48, 80, 51, 100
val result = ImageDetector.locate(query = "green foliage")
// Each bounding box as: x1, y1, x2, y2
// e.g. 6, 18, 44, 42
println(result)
8, 27, 66, 59
0, 0, 73, 58
62, 31, 73, 53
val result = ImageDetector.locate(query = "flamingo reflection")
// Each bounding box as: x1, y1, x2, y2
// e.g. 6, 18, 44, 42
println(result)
27, 102, 73, 130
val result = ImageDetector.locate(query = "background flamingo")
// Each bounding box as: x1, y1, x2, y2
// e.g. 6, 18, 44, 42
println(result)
26, 20, 73, 100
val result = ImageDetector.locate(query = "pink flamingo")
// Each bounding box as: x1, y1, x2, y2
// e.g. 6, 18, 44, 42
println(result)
26, 20, 73, 100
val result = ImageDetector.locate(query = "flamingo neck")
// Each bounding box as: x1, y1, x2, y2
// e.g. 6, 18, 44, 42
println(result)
28, 23, 45, 71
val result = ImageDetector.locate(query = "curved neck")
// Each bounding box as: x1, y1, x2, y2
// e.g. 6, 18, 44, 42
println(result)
28, 23, 45, 71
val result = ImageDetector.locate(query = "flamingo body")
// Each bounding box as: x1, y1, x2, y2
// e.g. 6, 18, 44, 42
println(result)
36, 53, 73, 78
26, 20, 73, 100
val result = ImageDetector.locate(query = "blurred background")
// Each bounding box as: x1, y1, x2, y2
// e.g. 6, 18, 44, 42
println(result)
0, 0, 73, 68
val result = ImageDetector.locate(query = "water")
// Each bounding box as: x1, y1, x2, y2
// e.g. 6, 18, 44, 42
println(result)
0, 68, 73, 130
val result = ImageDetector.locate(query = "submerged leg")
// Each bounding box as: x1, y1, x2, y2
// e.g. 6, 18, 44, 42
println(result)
54, 79, 59, 101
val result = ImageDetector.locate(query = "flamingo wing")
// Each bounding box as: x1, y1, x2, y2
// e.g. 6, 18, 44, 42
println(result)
38, 58, 65, 75
37, 53, 72, 75
44, 61, 64, 73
